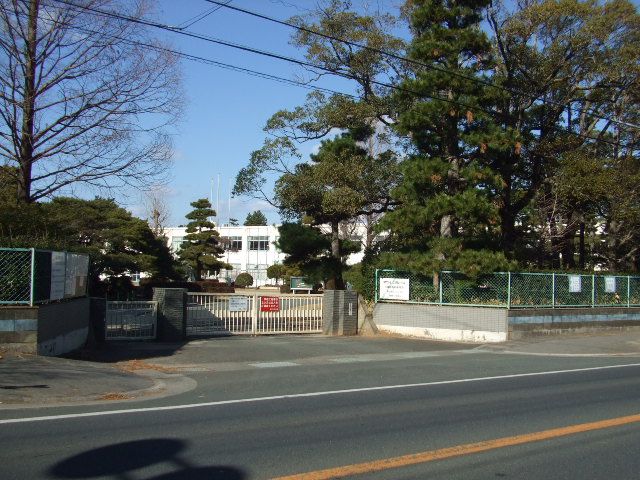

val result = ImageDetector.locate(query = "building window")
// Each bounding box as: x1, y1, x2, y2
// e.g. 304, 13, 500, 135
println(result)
248, 236, 269, 251
230, 236, 242, 251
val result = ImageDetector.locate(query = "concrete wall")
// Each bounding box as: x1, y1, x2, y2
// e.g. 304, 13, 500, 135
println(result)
508, 307, 640, 338
0, 307, 39, 353
374, 303, 508, 343
37, 298, 90, 355
0, 297, 89, 356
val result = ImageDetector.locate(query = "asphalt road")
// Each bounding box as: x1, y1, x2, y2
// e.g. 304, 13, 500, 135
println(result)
2, 349, 640, 479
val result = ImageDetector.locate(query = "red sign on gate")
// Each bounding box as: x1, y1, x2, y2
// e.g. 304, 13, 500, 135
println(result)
260, 296, 280, 312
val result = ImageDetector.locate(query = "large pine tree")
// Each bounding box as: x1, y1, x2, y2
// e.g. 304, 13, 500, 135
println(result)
178, 199, 228, 281
382, 0, 510, 275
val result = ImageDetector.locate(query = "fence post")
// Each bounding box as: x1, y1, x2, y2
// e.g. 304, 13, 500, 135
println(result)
374, 269, 379, 303
628, 276, 631, 308
29, 248, 35, 306
252, 293, 259, 335
591, 274, 595, 308
552, 273, 555, 308
507, 272, 511, 308
439, 272, 443, 305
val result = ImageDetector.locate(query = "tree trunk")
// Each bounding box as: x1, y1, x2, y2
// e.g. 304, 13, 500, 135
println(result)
579, 222, 586, 269
325, 220, 345, 290
17, 0, 39, 203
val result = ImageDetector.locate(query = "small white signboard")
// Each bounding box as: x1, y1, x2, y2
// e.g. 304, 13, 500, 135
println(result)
379, 278, 410, 301
569, 275, 582, 293
605, 276, 617, 293
229, 296, 249, 312
50, 251, 66, 300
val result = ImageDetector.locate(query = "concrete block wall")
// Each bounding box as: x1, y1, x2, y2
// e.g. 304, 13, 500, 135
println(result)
0, 307, 39, 353
0, 297, 90, 355
374, 303, 508, 343
508, 307, 640, 338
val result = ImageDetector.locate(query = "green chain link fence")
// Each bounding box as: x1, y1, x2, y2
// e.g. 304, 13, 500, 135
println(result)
376, 269, 640, 308
0, 248, 32, 304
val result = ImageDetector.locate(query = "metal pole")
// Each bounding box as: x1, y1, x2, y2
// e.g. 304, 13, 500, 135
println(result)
628, 276, 631, 308
507, 272, 511, 308
29, 248, 35, 306
374, 269, 379, 303
439, 272, 443, 305
591, 274, 595, 307
552, 273, 555, 308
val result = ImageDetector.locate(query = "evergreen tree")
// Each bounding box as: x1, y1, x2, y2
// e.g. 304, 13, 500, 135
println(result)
382, 0, 511, 276
275, 132, 397, 288
244, 210, 268, 226
178, 199, 228, 281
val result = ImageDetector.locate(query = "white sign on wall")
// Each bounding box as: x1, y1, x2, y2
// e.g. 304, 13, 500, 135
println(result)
569, 275, 582, 293
379, 278, 410, 301
229, 296, 249, 312
50, 251, 66, 300
605, 276, 617, 293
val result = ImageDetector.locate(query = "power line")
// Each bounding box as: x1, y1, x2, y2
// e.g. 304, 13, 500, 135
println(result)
203, 0, 640, 132
47, 0, 638, 151
36, 5, 354, 99
175, 0, 232, 30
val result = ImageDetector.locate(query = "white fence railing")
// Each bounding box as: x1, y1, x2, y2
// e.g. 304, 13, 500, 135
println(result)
187, 293, 323, 336
105, 301, 157, 340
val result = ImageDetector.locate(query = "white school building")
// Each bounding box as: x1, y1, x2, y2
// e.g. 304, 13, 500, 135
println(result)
165, 224, 286, 286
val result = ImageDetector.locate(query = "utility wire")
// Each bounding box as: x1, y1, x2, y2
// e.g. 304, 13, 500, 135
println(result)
175, 0, 232, 30
48, 0, 638, 151
203, 0, 640, 132
37, 3, 354, 99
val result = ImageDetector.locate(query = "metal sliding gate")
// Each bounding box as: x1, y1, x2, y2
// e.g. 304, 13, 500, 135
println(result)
105, 301, 157, 340
187, 293, 323, 336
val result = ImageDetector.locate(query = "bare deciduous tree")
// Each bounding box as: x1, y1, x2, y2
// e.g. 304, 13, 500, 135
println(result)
143, 186, 170, 237
0, 0, 182, 203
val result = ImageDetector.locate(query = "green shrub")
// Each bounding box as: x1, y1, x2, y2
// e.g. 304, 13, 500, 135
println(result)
235, 272, 254, 288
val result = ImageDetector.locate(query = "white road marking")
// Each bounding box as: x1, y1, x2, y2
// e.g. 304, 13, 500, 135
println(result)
2, 362, 640, 425
251, 361, 299, 368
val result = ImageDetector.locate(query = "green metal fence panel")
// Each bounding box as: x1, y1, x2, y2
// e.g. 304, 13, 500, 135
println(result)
630, 277, 640, 307
0, 248, 33, 304
375, 269, 640, 309
553, 273, 593, 307
441, 271, 509, 306
510, 272, 554, 308
593, 275, 629, 307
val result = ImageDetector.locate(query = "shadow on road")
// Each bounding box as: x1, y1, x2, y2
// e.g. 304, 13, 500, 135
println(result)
48, 438, 245, 480
68, 341, 190, 363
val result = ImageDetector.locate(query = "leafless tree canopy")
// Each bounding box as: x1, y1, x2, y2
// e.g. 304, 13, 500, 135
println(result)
143, 186, 170, 237
0, 0, 182, 203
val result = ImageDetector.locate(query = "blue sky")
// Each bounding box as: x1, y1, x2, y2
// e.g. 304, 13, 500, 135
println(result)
126, 0, 393, 226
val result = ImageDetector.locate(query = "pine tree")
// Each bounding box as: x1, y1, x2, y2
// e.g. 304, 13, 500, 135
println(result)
244, 210, 268, 226
382, 0, 511, 276
178, 199, 227, 281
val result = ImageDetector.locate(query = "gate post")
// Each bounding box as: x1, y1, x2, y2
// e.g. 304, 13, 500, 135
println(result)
153, 288, 187, 341
322, 290, 358, 336
252, 293, 259, 335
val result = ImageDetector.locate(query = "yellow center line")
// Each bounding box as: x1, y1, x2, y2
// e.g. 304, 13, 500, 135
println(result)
272, 413, 640, 480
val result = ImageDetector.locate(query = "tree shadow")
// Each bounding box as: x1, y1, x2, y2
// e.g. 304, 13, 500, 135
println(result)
0, 384, 49, 390
49, 438, 245, 480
